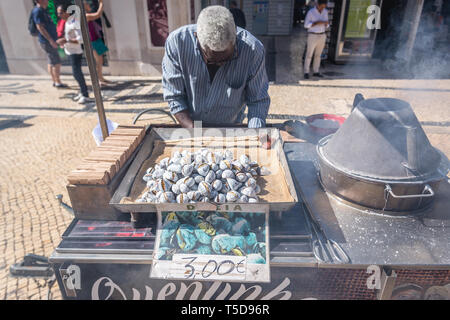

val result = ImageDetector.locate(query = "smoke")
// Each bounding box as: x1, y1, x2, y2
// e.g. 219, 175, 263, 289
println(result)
333, 1, 450, 80
322, 1, 450, 180
386, 5, 450, 80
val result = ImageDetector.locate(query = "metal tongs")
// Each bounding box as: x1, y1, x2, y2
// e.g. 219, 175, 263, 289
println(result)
302, 203, 350, 264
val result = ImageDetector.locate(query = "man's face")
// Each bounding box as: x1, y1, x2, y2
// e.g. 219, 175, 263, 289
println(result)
318, 4, 327, 11
37, 0, 49, 9
199, 43, 235, 67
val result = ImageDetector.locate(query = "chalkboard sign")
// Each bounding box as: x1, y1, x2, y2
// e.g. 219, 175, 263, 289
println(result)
151, 205, 270, 283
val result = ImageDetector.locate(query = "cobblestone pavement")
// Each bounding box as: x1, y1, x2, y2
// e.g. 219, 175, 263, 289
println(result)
0, 72, 449, 299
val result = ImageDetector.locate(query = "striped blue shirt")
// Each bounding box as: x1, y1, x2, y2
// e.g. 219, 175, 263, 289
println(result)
162, 25, 270, 128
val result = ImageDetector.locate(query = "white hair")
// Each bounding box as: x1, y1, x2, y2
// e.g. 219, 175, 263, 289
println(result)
197, 6, 236, 52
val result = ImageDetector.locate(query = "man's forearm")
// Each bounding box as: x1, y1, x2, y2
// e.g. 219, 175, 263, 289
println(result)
87, 0, 104, 21
247, 98, 270, 129
36, 24, 55, 44
174, 110, 194, 128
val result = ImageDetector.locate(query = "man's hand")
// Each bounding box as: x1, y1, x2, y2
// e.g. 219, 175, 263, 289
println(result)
50, 40, 58, 49
174, 110, 194, 128
312, 21, 328, 27
36, 24, 58, 49
56, 38, 67, 46
259, 133, 272, 150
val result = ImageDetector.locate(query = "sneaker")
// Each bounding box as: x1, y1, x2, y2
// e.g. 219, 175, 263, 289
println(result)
304, 73, 310, 79
54, 83, 68, 88
78, 96, 93, 104
73, 93, 83, 101
313, 73, 324, 78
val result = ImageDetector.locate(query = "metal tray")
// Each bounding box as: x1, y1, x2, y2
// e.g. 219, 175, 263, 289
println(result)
110, 127, 298, 213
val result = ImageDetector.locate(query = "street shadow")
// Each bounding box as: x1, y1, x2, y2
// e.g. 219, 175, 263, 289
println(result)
282, 81, 450, 93
99, 79, 161, 91
277, 59, 450, 84
58, 79, 164, 105
0, 116, 34, 131
0, 83, 39, 95
112, 92, 164, 105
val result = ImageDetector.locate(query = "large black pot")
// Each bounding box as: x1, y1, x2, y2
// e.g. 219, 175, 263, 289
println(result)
317, 97, 446, 213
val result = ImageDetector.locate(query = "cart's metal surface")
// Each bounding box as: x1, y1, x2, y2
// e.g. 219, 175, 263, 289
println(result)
49, 141, 450, 300
284, 142, 450, 267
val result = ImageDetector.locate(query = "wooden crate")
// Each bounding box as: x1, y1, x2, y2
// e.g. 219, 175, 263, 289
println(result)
110, 127, 299, 214
66, 125, 146, 220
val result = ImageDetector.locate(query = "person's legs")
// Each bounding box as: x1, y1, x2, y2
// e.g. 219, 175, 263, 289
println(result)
41, 42, 58, 85
48, 64, 57, 83
312, 34, 326, 74
92, 39, 112, 84
70, 54, 89, 97
53, 64, 62, 84
304, 33, 318, 74
42, 42, 66, 87
93, 50, 106, 83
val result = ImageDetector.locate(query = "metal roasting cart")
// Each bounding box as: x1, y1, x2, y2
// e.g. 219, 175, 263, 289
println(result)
48, 94, 450, 300
12, 1, 450, 300
48, 128, 450, 300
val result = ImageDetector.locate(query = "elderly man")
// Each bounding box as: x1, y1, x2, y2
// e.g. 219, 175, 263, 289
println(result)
162, 6, 270, 129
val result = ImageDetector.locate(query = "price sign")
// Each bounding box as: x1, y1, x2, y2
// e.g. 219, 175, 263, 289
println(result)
150, 206, 270, 283
169, 254, 246, 281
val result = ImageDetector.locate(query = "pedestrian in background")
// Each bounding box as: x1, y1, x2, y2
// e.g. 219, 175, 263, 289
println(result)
303, 0, 328, 79
31, 0, 67, 88
56, 4, 91, 104
84, 0, 112, 87
229, 1, 246, 29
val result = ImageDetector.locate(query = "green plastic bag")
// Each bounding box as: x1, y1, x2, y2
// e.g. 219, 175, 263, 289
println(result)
58, 48, 66, 59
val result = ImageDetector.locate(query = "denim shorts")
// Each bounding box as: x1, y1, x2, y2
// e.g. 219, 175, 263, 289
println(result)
39, 41, 61, 66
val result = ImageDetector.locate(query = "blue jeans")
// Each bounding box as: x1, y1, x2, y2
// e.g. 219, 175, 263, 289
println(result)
69, 54, 88, 97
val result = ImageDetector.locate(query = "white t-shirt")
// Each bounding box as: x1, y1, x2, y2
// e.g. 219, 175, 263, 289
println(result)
64, 17, 83, 55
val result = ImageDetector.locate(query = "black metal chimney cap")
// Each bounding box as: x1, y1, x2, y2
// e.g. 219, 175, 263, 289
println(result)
321, 98, 441, 181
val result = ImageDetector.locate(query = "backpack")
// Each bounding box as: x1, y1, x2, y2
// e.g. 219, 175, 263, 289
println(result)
28, 9, 39, 37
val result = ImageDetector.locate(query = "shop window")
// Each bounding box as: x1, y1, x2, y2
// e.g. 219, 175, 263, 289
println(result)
148, 0, 169, 47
